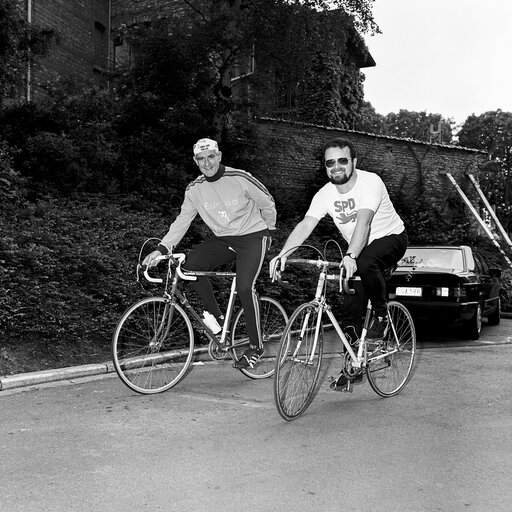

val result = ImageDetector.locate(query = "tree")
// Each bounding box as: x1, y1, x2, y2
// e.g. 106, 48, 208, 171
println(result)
353, 104, 455, 143
458, 110, 512, 234
0, 0, 54, 100
352, 100, 386, 133
382, 109, 454, 144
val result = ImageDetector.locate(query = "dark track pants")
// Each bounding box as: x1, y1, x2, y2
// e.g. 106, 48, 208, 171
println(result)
342, 230, 408, 334
183, 230, 270, 349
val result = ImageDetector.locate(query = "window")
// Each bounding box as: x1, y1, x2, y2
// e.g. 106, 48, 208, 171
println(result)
113, 34, 132, 69
94, 22, 107, 70
275, 70, 297, 110
231, 48, 255, 82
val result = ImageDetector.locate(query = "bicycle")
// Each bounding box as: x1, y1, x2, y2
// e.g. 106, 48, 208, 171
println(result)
112, 252, 288, 394
273, 245, 416, 421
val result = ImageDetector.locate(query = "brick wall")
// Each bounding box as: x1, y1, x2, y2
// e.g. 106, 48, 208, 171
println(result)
236, 118, 487, 232
24, 0, 110, 99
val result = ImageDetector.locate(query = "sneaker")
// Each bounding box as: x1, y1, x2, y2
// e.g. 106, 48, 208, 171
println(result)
329, 371, 363, 392
365, 315, 388, 341
233, 346, 264, 369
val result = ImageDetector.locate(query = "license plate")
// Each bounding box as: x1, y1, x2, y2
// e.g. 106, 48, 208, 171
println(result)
396, 286, 422, 297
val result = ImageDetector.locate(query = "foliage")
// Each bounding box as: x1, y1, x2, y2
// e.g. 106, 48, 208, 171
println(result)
0, 138, 26, 210
0, 87, 202, 205
0, 0, 55, 99
458, 110, 512, 234
354, 106, 455, 144
352, 100, 387, 133
0, 194, 174, 374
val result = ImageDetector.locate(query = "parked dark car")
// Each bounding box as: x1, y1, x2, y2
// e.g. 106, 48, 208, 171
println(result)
388, 245, 502, 339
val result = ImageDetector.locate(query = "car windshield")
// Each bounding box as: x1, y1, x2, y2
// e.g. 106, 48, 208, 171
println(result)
397, 248, 465, 271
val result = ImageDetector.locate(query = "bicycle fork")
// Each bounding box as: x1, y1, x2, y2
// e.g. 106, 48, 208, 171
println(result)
149, 300, 176, 350
291, 304, 323, 365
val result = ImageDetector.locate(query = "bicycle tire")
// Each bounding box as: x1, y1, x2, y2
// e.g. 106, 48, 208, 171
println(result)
273, 302, 324, 421
112, 297, 194, 394
231, 296, 288, 379
366, 301, 416, 397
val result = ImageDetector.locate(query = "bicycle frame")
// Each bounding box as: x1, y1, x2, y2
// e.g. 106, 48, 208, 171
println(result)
144, 254, 251, 350
287, 258, 399, 371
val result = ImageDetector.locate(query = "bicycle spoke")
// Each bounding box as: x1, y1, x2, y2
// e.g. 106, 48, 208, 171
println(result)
274, 303, 323, 420
112, 298, 194, 394
366, 301, 416, 397
231, 297, 288, 379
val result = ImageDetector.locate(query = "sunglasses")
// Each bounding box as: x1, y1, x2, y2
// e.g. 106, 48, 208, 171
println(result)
325, 157, 351, 168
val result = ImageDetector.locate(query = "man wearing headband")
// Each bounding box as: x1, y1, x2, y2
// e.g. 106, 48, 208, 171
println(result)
144, 138, 276, 369
270, 137, 407, 390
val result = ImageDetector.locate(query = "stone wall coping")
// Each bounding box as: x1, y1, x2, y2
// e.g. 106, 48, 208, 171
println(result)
256, 116, 488, 155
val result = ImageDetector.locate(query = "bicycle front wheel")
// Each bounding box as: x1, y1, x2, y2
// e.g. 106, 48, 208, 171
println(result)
366, 301, 416, 397
231, 296, 288, 379
274, 302, 324, 421
112, 297, 194, 394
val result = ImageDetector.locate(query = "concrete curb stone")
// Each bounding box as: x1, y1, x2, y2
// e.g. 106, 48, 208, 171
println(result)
2, 312, 511, 391
0, 347, 210, 392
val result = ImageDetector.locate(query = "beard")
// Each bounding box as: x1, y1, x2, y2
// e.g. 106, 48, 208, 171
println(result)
329, 167, 353, 185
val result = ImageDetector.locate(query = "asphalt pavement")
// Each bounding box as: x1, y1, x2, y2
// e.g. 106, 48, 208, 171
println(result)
1, 320, 512, 512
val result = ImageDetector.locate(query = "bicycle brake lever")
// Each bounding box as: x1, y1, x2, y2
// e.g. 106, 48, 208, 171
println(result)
340, 268, 356, 295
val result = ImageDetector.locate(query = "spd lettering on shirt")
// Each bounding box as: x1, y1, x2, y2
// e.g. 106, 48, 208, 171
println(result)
334, 199, 357, 224
334, 199, 356, 212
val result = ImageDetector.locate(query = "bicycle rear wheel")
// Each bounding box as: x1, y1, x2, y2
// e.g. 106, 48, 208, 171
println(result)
112, 297, 194, 394
366, 301, 416, 397
231, 296, 288, 379
274, 302, 324, 421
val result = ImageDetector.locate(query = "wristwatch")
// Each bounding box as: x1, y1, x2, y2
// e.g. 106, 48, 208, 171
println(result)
346, 252, 357, 260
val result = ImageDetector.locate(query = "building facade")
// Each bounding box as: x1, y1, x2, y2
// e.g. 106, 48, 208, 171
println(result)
17, 0, 110, 101
18, 0, 374, 122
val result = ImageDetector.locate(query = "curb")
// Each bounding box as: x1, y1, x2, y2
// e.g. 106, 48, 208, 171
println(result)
0, 347, 210, 392
2, 313, 512, 392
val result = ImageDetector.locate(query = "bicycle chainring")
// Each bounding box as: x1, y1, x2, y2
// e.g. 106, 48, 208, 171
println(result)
208, 339, 230, 361
341, 351, 361, 379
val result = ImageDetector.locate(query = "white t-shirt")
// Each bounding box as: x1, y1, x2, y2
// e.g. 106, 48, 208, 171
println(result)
305, 169, 404, 244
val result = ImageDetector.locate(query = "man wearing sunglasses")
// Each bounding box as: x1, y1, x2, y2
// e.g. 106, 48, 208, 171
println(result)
144, 138, 276, 370
270, 137, 407, 389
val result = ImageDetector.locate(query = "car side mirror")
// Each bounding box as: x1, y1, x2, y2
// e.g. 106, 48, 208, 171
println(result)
489, 268, 502, 278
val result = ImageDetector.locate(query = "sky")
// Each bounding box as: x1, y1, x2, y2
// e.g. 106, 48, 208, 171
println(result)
362, 0, 512, 127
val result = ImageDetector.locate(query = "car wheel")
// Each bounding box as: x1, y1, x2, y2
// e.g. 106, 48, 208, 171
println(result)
463, 304, 482, 340
487, 298, 501, 326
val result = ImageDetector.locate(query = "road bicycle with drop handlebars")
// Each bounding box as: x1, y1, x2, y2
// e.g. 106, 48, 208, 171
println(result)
273, 243, 417, 421
112, 250, 288, 394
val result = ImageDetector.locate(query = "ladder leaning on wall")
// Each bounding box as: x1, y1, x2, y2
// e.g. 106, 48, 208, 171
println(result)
442, 169, 512, 269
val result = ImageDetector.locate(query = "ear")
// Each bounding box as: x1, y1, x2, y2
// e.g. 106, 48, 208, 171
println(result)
193, 156, 199, 167
352, 157, 357, 168
218, 151, 222, 162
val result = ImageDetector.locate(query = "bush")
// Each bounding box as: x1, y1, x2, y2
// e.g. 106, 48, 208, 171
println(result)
0, 138, 26, 210
0, 194, 168, 373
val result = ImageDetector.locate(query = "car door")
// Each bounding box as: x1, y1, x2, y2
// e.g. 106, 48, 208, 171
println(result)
474, 252, 499, 316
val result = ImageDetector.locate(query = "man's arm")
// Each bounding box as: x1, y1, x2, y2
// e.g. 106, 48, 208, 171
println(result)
244, 176, 277, 231
270, 216, 319, 279
342, 208, 374, 279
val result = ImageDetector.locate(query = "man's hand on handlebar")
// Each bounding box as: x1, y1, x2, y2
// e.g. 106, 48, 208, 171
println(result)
269, 255, 287, 282
142, 250, 163, 268
340, 254, 357, 280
